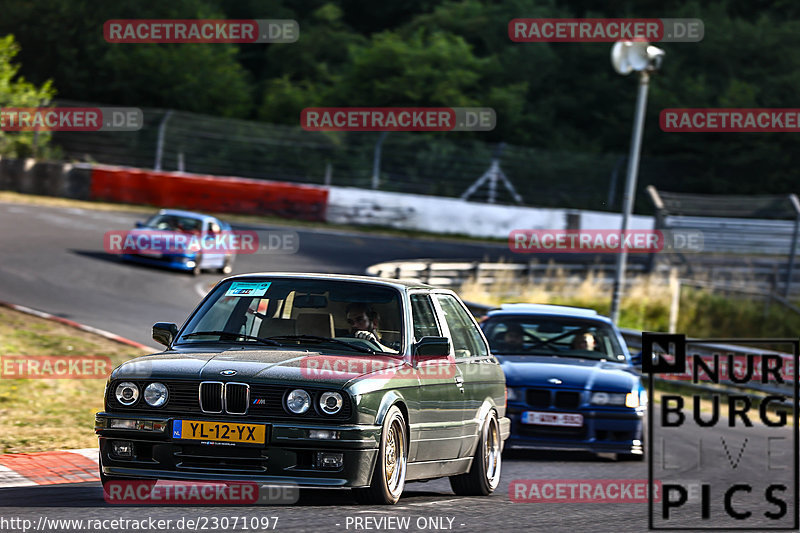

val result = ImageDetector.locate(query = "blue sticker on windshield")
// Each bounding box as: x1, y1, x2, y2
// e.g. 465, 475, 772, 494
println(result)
225, 281, 271, 297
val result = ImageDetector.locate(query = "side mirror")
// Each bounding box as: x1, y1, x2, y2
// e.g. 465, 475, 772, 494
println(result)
413, 336, 450, 358
153, 322, 178, 347
135, 221, 144, 228
630, 351, 643, 367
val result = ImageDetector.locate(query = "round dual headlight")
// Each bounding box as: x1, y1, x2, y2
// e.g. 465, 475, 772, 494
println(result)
319, 392, 343, 415
115, 382, 139, 405
286, 389, 311, 414
144, 382, 169, 407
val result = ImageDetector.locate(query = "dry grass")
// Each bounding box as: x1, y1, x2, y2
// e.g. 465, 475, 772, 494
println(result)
0, 306, 148, 453
460, 265, 800, 338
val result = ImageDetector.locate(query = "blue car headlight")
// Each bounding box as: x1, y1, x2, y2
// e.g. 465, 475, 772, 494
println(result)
590, 391, 632, 406
506, 387, 522, 402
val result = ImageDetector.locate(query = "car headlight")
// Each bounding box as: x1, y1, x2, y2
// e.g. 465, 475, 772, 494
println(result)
143, 382, 168, 407
625, 391, 640, 408
286, 389, 311, 414
115, 382, 139, 406
506, 387, 520, 402
639, 390, 648, 407
590, 392, 628, 406
319, 392, 343, 415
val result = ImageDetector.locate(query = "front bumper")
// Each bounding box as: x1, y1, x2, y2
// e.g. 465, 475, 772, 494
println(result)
120, 253, 196, 272
96, 413, 380, 487
504, 405, 645, 455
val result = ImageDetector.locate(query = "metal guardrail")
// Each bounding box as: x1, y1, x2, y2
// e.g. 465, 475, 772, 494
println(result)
368, 258, 800, 297
367, 260, 652, 289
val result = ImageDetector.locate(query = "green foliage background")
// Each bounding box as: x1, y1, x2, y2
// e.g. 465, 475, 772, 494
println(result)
1, 0, 798, 199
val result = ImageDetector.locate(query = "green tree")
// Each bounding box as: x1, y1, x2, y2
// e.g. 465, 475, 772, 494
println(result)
0, 35, 57, 157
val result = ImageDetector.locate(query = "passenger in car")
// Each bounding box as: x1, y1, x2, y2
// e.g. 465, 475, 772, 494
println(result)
494, 323, 525, 353
571, 331, 596, 351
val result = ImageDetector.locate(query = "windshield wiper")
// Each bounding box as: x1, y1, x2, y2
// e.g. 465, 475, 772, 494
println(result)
264, 335, 375, 354
181, 331, 282, 346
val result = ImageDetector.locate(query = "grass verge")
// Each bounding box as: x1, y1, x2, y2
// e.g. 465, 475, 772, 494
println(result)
0, 306, 147, 453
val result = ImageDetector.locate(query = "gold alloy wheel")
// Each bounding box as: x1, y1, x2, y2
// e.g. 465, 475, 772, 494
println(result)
385, 418, 405, 493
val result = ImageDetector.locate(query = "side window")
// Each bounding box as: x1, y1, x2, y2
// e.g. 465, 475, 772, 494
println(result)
410, 294, 440, 341
435, 294, 488, 358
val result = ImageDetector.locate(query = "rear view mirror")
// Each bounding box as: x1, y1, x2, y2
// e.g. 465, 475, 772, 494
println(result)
153, 322, 178, 347
293, 294, 328, 308
537, 322, 564, 334
413, 336, 450, 358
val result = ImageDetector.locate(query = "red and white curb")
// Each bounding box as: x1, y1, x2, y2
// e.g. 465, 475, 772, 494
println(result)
0, 302, 147, 488
0, 301, 151, 351
0, 449, 99, 488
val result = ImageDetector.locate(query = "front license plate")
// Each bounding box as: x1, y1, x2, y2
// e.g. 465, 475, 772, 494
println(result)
522, 411, 583, 427
172, 420, 266, 444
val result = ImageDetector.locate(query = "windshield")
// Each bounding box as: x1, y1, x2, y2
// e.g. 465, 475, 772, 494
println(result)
178, 278, 403, 354
143, 214, 203, 233
482, 315, 626, 362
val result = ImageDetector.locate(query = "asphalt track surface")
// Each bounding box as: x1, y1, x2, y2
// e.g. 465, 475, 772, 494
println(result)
0, 201, 796, 532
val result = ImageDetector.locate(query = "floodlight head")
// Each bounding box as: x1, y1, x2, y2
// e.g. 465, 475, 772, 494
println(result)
611, 41, 665, 75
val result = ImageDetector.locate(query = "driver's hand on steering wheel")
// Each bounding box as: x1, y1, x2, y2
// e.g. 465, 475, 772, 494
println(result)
353, 330, 379, 343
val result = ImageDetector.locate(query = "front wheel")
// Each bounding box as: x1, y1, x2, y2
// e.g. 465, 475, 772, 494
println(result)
192, 254, 203, 276
353, 406, 407, 505
449, 410, 502, 496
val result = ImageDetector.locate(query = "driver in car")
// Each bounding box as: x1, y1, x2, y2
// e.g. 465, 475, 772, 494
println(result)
345, 302, 396, 352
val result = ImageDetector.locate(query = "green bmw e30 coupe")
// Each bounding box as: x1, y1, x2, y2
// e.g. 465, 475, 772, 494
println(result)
95, 273, 510, 504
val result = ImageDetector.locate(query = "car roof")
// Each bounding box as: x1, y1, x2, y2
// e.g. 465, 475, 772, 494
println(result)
223, 272, 436, 290
157, 209, 217, 220
488, 303, 611, 322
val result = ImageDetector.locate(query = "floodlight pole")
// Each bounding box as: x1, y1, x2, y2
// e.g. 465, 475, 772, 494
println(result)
610, 71, 650, 324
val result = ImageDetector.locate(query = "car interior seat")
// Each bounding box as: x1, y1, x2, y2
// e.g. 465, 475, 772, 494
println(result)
296, 312, 335, 338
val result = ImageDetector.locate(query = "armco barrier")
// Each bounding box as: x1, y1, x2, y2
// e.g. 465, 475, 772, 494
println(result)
89, 166, 329, 221
63, 164, 93, 200
0, 157, 29, 193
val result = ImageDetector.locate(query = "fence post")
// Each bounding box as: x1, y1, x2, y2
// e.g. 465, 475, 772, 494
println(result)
154, 110, 173, 171
785, 194, 800, 298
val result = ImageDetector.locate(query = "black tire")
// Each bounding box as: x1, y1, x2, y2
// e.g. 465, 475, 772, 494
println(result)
449, 410, 502, 496
192, 254, 203, 276
353, 406, 407, 505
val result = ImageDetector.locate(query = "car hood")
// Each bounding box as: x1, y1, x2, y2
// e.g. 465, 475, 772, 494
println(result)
498, 355, 639, 391
111, 347, 407, 388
